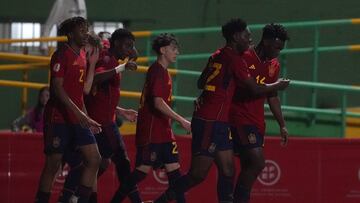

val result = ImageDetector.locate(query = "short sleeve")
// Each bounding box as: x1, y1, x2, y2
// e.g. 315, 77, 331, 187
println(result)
50, 51, 67, 78
149, 68, 166, 98
267, 60, 280, 83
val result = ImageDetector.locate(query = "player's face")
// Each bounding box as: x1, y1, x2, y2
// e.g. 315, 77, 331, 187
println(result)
235, 28, 252, 53
71, 24, 89, 47
161, 42, 179, 63
39, 89, 50, 106
264, 39, 285, 59
115, 38, 136, 60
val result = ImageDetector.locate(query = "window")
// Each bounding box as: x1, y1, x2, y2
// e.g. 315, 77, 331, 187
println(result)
11, 22, 41, 46
93, 22, 124, 35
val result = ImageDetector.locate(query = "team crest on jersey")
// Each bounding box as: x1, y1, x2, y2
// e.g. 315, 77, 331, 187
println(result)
248, 133, 257, 144
53, 137, 61, 148
208, 143, 217, 153
53, 63, 61, 72
249, 64, 256, 70
150, 152, 157, 162
268, 63, 277, 77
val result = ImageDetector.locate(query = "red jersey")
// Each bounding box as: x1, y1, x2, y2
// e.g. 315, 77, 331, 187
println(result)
230, 49, 280, 134
45, 44, 87, 124
136, 62, 175, 146
194, 47, 251, 122
85, 50, 121, 125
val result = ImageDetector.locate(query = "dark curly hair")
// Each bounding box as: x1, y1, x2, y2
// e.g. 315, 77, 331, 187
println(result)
152, 33, 178, 55
262, 23, 290, 42
58, 16, 89, 36
110, 28, 135, 48
221, 18, 247, 43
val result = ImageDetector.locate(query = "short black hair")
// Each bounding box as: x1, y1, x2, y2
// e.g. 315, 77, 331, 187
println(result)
262, 23, 290, 42
110, 28, 135, 48
58, 16, 88, 36
152, 33, 178, 55
221, 18, 247, 42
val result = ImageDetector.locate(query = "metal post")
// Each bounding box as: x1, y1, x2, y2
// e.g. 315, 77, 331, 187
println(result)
146, 37, 151, 65
21, 70, 28, 115
310, 27, 320, 125
280, 53, 288, 105
340, 93, 347, 137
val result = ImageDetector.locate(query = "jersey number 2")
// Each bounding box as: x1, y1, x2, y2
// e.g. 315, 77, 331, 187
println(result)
205, 63, 222, 91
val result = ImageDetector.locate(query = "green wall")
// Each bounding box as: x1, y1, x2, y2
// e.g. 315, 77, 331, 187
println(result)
1, 0, 360, 135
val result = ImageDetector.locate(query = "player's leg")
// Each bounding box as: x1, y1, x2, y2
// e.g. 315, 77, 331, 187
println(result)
57, 149, 83, 203
162, 142, 185, 203
232, 125, 265, 203
74, 125, 102, 203
35, 124, 69, 203
154, 155, 213, 203
109, 123, 142, 203
211, 121, 234, 203
81, 128, 111, 203
234, 147, 265, 203
110, 144, 155, 203
155, 118, 218, 203
35, 154, 63, 203
214, 149, 235, 203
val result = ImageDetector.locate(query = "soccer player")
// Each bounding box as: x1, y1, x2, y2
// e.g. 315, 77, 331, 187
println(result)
111, 33, 191, 203
154, 18, 289, 203
58, 28, 141, 203
34, 16, 102, 203
229, 23, 290, 203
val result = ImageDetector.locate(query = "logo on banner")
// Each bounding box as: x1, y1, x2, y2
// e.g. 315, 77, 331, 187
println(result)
258, 160, 281, 186
153, 168, 169, 185
55, 163, 69, 184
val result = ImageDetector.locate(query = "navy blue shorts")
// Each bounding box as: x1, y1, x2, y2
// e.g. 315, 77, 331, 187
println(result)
43, 123, 96, 155
95, 123, 128, 159
191, 117, 233, 157
135, 142, 179, 168
231, 125, 264, 154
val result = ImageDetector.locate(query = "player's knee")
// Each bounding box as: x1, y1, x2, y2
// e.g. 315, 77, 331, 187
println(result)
83, 153, 102, 169
253, 159, 265, 174
221, 165, 235, 178
44, 154, 62, 175
189, 169, 207, 184
100, 158, 111, 171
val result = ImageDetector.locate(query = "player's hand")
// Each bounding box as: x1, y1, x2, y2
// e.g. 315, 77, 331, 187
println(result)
117, 108, 138, 122
88, 47, 99, 66
194, 96, 203, 111
179, 119, 191, 133
125, 60, 137, 71
128, 47, 138, 61
280, 126, 288, 147
90, 126, 102, 134
276, 78, 290, 90
76, 111, 102, 132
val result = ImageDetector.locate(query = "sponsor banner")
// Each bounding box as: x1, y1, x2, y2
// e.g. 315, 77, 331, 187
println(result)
1, 133, 360, 203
